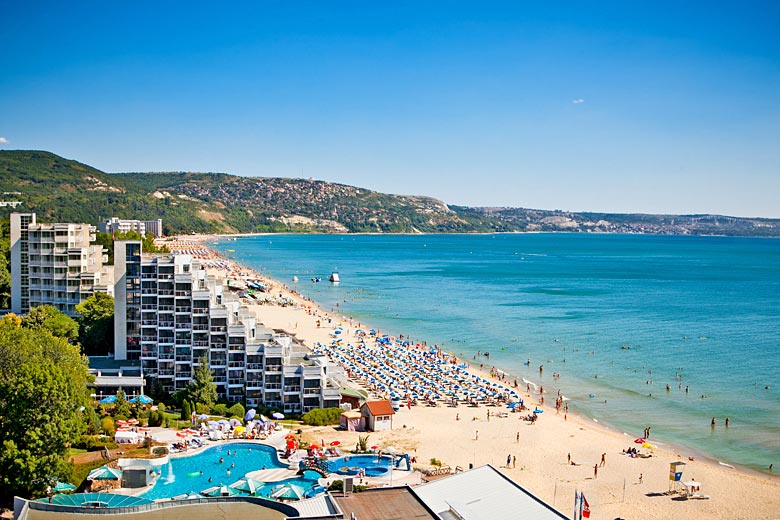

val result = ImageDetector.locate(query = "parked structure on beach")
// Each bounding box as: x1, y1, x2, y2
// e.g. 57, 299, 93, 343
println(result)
113, 240, 344, 412
10, 212, 113, 316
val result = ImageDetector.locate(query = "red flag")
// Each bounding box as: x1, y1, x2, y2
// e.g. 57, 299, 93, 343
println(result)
581, 493, 591, 518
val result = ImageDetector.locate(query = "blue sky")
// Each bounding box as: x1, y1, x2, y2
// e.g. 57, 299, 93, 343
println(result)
1, 1, 779, 217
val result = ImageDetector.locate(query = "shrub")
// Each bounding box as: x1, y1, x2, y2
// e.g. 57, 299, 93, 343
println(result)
156, 402, 166, 413
181, 400, 191, 420
212, 404, 228, 416
327, 480, 367, 492
227, 403, 245, 419
73, 435, 118, 452
301, 407, 342, 426
101, 417, 115, 435
195, 403, 210, 415
148, 410, 163, 427
430, 458, 442, 467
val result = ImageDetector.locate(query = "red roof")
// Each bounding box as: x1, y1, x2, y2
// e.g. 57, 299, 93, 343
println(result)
362, 400, 395, 416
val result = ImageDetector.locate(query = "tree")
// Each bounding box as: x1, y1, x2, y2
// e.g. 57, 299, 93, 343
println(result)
187, 357, 217, 408
113, 389, 131, 419
181, 400, 191, 421
75, 293, 114, 356
21, 305, 79, 343
0, 317, 90, 506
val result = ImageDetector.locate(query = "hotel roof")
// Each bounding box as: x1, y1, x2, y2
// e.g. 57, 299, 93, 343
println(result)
412, 464, 569, 520
332, 487, 437, 520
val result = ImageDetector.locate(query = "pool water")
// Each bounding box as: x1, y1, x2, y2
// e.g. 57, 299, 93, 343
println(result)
326, 454, 395, 476
140, 442, 317, 501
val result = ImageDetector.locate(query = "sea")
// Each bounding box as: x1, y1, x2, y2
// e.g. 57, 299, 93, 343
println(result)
211, 233, 780, 473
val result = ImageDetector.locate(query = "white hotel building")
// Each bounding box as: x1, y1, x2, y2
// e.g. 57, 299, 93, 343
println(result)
113, 240, 344, 412
10, 212, 113, 316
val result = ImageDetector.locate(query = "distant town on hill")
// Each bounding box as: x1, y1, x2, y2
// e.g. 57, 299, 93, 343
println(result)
1, 150, 779, 237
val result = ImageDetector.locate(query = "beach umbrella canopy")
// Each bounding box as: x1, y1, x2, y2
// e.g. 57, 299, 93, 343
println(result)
87, 465, 122, 481
230, 477, 264, 495
53, 481, 76, 493
129, 395, 153, 404
202, 484, 244, 497
99, 395, 116, 404
198, 414, 210, 420
634, 438, 646, 444
259, 415, 270, 424
229, 418, 242, 427
127, 418, 139, 425
329, 440, 341, 447
272, 484, 304, 500
245, 409, 257, 421
272, 412, 285, 420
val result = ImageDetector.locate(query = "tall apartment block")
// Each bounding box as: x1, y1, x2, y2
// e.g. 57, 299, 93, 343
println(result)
100, 217, 164, 238
113, 241, 343, 412
10, 212, 113, 316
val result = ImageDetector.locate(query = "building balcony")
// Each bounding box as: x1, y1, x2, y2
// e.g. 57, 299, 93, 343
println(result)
192, 308, 209, 315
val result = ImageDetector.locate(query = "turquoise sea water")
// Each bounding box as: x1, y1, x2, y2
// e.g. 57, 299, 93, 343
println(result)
212, 234, 780, 473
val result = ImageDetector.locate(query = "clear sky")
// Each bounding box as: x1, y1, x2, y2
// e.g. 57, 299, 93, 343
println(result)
1, 1, 778, 217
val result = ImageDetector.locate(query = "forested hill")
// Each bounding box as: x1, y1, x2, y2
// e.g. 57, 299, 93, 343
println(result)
1, 150, 779, 236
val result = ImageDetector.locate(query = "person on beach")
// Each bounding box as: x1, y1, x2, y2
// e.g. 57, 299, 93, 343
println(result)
507, 454, 511, 467
600, 453, 606, 467
567, 453, 571, 464
516, 432, 519, 443
725, 417, 730, 427
512, 456, 516, 469
639, 473, 643, 484
711, 417, 716, 427
475, 430, 479, 441
594, 464, 598, 478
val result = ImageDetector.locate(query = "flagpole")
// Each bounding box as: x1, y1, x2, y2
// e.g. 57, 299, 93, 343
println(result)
573, 489, 578, 520
579, 491, 583, 520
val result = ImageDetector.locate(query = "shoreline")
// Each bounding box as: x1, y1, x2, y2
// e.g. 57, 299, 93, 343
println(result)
166, 234, 780, 519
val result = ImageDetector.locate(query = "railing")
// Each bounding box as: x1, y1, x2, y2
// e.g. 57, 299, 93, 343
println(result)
246, 363, 263, 370
158, 321, 174, 328
264, 383, 282, 390
304, 388, 321, 395
175, 323, 192, 330
210, 326, 227, 333
228, 379, 244, 385
175, 307, 192, 313
175, 291, 191, 296
284, 386, 302, 393
192, 324, 209, 331
158, 305, 174, 311
141, 336, 157, 342
192, 308, 209, 315
193, 341, 209, 347
265, 365, 282, 372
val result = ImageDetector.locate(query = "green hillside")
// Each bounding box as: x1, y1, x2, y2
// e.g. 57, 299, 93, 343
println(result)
2, 150, 779, 237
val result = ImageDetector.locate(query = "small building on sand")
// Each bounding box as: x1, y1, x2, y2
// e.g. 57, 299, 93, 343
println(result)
340, 410, 364, 432
360, 400, 395, 431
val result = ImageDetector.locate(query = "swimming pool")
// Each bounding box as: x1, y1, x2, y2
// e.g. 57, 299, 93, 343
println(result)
326, 454, 394, 477
140, 442, 319, 501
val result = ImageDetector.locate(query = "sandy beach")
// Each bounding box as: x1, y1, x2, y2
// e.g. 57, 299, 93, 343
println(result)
170, 235, 780, 520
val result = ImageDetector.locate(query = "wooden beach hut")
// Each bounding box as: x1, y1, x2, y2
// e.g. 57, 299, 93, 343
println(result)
360, 400, 395, 431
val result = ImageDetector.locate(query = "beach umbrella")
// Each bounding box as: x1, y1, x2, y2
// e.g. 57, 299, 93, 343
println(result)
127, 418, 139, 425
244, 409, 257, 421
198, 413, 210, 420
202, 484, 244, 497
259, 415, 270, 424
329, 440, 341, 447
129, 395, 153, 404
634, 438, 646, 444
272, 412, 285, 420
229, 418, 242, 427
99, 395, 116, 404
53, 481, 76, 493
230, 477, 264, 495
370, 445, 380, 450
176, 431, 188, 438
272, 484, 304, 500
115, 420, 128, 426
87, 465, 122, 481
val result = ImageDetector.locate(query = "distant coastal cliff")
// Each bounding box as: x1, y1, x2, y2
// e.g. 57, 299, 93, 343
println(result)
2, 150, 779, 237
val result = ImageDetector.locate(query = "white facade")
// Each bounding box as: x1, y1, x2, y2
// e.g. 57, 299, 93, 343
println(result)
10, 212, 112, 316
113, 242, 343, 412
100, 217, 164, 238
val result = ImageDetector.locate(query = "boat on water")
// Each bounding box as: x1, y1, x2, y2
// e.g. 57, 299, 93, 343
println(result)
292, 276, 299, 282
329, 272, 340, 283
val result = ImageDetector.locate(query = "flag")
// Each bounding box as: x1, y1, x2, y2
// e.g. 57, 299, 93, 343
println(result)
581, 492, 591, 519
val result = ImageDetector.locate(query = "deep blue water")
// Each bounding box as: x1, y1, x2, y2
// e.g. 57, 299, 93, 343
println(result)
213, 234, 780, 472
